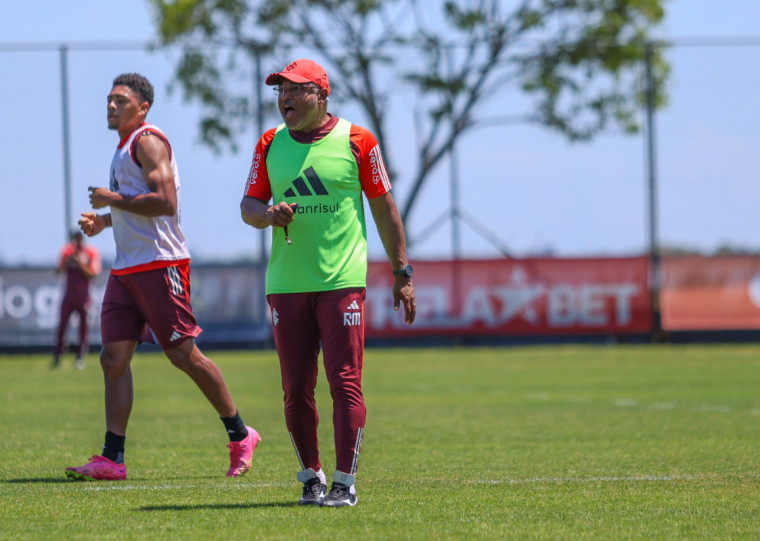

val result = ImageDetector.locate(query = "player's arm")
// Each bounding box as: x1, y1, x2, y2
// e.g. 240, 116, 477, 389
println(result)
72, 251, 99, 279
240, 196, 296, 229
55, 248, 68, 274
240, 130, 296, 229
88, 135, 177, 217
368, 192, 416, 325
353, 124, 416, 323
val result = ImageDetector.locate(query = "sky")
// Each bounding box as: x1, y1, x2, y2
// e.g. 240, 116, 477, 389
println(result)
1, 0, 759, 266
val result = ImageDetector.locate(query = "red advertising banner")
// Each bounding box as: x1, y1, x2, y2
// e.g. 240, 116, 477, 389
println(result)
366, 257, 652, 337
661, 255, 760, 330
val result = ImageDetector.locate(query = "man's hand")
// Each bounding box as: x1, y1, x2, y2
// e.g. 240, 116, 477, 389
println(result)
78, 212, 108, 237
393, 277, 416, 325
267, 202, 298, 228
88, 186, 118, 209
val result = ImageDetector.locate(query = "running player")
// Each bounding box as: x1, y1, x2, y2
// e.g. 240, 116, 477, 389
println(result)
66, 73, 259, 481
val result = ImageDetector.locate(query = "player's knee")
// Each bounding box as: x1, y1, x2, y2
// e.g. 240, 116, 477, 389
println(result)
283, 377, 316, 397
164, 348, 187, 369
99, 350, 130, 378
166, 345, 207, 374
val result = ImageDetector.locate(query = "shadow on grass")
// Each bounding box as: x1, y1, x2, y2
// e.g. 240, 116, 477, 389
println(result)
5, 478, 71, 484
139, 502, 297, 511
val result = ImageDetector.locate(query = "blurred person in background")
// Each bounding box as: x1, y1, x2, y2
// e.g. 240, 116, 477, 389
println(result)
52, 230, 101, 370
65, 73, 259, 482
241, 59, 416, 507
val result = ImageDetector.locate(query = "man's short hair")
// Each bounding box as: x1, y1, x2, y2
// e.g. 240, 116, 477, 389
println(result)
112, 73, 154, 107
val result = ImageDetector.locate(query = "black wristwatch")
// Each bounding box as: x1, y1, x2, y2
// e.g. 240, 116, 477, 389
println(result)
393, 264, 413, 278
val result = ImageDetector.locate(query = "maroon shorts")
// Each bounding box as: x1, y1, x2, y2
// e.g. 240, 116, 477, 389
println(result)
101, 263, 201, 350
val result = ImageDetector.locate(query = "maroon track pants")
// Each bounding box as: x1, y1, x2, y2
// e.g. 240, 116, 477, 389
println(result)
55, 296, 89, 357
268, 288, 366, 477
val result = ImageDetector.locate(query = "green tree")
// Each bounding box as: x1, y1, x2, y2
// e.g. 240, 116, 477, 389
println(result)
149, 0, 669, 232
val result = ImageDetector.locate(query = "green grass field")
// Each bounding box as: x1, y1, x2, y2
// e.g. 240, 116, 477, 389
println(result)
1, 344, 759, 539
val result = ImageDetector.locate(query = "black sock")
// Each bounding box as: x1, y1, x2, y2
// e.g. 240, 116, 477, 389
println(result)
221, 411, 248, 442
103, 431, 125, 464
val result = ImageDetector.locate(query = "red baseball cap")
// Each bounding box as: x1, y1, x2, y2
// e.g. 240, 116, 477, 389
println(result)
265, 59, 331, 96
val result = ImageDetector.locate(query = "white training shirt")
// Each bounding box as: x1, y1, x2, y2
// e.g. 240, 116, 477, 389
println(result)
109, 123, 190, 272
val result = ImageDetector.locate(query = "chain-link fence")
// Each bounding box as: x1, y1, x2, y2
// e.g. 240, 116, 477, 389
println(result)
0, 38, 758, 268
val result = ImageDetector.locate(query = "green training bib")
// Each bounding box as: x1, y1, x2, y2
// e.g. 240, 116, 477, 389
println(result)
264, 118, 368, 294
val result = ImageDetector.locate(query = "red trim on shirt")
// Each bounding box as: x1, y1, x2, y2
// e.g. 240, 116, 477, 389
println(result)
117, 123, 146, 149
130, 129, 173, 168
110, 258, 190, 276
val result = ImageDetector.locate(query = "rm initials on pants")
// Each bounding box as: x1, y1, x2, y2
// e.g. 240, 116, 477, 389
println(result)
343, 312, 361, 326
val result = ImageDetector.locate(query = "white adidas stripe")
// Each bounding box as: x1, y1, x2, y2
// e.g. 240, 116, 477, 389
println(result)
167, 266, 184, 296
289, 432, 305, 471
349, 427, 363, 476
370, 145, 391, 192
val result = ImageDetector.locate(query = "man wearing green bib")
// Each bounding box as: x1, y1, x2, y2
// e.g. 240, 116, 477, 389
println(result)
241, 59, 416, 507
